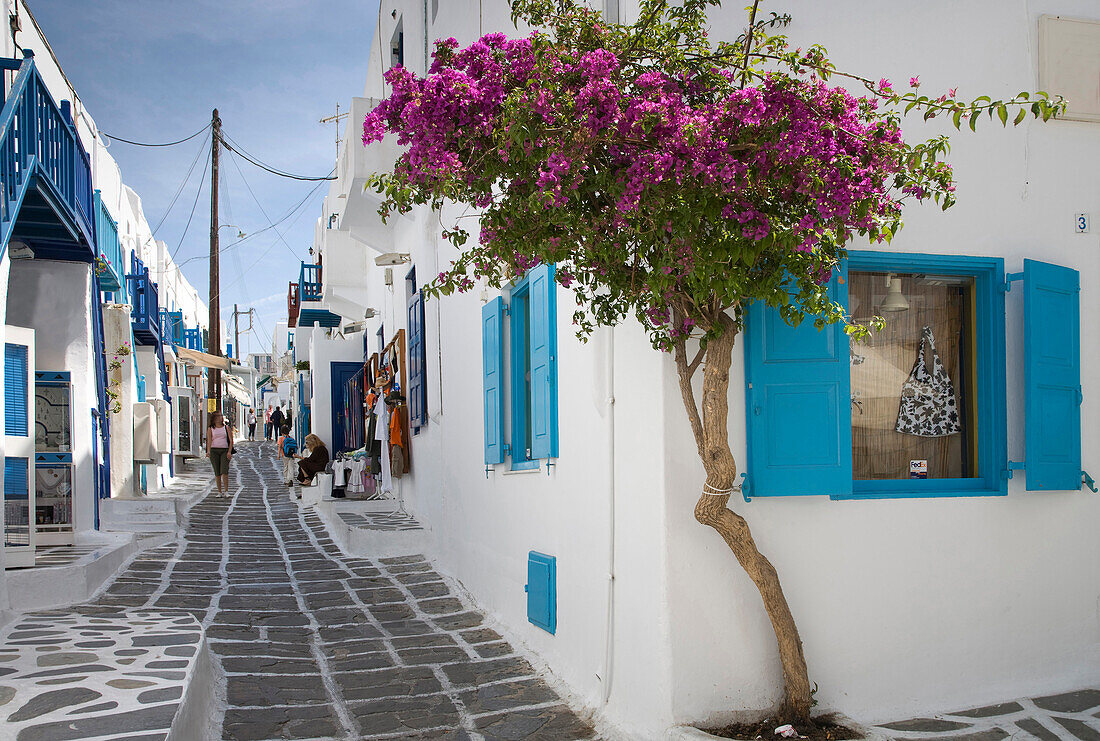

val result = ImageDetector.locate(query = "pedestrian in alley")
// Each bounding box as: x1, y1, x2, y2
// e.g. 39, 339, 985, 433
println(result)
264, 404, 272, 440
207, 411, 235, 497
247, 408, 257, 441
277, 425, 297, 486
296, 434, 329, 486
271, 405, 285, 439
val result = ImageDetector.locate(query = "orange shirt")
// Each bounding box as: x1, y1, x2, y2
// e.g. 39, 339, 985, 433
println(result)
390, 409, 403, 447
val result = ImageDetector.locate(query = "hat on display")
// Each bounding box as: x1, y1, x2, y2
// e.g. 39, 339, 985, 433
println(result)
385, 391, 406, 404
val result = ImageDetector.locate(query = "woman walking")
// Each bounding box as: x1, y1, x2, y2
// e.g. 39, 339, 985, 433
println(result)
247, 408, 257, 441
296, 434, 329, 486
207, 411, 235, 497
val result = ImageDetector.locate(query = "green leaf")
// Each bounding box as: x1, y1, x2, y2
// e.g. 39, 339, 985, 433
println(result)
969, 111, 978, 131
997, 103, 1008, 126
952, 108, 962, 129
1013, 108, 1027, 126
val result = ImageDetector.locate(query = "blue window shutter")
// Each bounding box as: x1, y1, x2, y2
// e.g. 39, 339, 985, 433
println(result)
482, 297, 505, 464
5, 343, 29, 436
1023, 259, 1081, 491
407, 289, 425, 431
744, 268, 852, 497
528, 264, 558, 459
4, 457, 28, 499
525, 551, 556, 634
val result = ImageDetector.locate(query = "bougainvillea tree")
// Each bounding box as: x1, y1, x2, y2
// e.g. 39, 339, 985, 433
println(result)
363, 0, 1064, 724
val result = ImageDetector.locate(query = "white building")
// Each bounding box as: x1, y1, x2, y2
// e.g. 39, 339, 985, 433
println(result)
289, 1, 1100, 738
0, 0, 209, 597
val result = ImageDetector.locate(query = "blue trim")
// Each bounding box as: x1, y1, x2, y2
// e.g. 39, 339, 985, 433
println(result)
34, 371, 70, 384
839, 250, 1007, 500
329, 362, 363, 455
525, 551, 557, 634
510, 277, 532, 469
482, 298, 505, 465
35, 453, 72, 464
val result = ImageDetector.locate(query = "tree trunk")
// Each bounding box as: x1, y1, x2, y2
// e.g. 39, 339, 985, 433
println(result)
677, 314, 813, 724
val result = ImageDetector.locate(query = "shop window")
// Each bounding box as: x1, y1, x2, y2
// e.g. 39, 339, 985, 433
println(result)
744, 252, 1084, 499
481, 264, 559, 468
849, 271, 978, 482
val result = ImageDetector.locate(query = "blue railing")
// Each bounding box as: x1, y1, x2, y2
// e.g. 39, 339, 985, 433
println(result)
183, 328, 204, 351
126, 254, 161, 345
0, 50, 94, 252
159, 309, 183, 346
93, 190, 124, 292
300, 262, 322, 301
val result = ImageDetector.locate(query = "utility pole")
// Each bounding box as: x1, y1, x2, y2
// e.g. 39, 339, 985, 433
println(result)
208, 108, 222, 413
232, 305, 252, 363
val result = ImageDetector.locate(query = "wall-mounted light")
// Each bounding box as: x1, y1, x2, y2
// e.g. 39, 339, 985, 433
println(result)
375, 252, 410, 266
880, 274, 909, 313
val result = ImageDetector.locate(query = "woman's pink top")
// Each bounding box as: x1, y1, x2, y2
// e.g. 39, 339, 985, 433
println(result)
209, 426, 230, 449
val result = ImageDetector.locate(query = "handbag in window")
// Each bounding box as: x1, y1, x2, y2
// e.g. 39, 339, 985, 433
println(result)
895, 325, 961, 438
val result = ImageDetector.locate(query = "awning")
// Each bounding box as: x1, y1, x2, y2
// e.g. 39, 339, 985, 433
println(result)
224, 374, 252, 406
177, 347, 232, 371
257, 374, 272, 388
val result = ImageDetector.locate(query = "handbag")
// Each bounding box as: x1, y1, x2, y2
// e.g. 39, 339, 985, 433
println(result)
895, 325, 961, 438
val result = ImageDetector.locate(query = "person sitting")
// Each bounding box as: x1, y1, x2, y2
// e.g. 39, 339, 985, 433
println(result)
296, 434, 330, 486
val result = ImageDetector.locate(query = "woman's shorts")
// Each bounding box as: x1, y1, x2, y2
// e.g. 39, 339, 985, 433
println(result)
210, 447, 230, 476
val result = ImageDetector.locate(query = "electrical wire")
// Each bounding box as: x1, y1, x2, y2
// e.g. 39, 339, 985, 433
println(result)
220, 132, 336, 181
102, 122, 211, 148
226, 147, 304, 262
170, 138, 212, 260
151, 132, 212, 236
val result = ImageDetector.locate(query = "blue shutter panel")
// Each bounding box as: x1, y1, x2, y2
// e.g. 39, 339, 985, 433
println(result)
5, 343, 29, 436
744, 269, 852, 498
4, 457, 28, 499
528, 264, 558, 460
407, 289, 425, 430
525, 551, 557, 634
482, 297, 505, 464
1023, 259, 1081, 491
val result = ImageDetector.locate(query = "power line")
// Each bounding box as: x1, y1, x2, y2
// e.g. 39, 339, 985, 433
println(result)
151, 132, 211, 236
221, 132, 336, 181
226, 147, 303, 263
170, 137, 212, 260
102, 122, 211, 148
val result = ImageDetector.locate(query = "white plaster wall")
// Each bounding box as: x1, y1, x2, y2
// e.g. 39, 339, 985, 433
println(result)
658, 0, 1100, 729
0, 250, 12, 611
5, 261, 97, 532
321, 0, 1100, 736
104, 305, 136, 498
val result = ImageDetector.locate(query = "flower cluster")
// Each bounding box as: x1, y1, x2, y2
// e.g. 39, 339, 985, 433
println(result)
362, 2, 1008, 349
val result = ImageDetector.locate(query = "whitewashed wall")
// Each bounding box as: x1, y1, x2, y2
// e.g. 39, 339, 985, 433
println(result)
318, 0, 1100, 737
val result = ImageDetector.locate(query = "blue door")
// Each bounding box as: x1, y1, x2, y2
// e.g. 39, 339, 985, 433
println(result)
330, 361, 363, 455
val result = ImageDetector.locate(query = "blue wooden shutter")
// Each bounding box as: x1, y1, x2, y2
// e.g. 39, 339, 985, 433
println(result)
407, 289, 426, 431
744, 269, 852, 498
4, 457, 28, 499
528, 264, 558, 459
482, 297, 505, 464
5, 343, 29, 436
525, 551, 557, 634
1023, 259, 1081, 491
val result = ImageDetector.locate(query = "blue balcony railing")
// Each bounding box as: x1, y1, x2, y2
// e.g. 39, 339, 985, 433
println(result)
159, 309, 183, 346
300, 262, 322, 301
183, 328, 204, 352
0, 50, 94, 256
126, 254, 160, 345
93, 190, 124, 292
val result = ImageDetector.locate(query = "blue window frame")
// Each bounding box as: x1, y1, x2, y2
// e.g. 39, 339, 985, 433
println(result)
481, 264, 559, 468
744, 250, 1042, 500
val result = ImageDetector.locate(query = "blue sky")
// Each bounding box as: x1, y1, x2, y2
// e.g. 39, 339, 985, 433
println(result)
30, 0, 379, 358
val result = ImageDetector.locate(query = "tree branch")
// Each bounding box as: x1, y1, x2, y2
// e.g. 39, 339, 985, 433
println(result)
740, 0, 761, 89
673, 331, 705, 458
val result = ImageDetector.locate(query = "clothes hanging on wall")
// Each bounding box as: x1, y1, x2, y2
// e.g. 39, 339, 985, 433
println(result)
375, 394, 392, 493
895, 325, 961, 438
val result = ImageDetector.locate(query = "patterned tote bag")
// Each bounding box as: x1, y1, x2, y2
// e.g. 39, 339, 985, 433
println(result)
895, 325, 961, 437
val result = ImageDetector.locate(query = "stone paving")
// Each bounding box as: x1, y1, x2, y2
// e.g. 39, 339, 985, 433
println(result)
77, 442, 599, 740
879, 688, 1100, 741
337, 510, 424, 532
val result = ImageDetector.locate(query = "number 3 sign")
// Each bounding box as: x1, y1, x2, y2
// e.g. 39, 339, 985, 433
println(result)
1076, 213, 1090, 233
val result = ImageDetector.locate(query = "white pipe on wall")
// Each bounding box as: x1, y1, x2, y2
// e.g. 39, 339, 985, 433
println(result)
600, 326, 616, 704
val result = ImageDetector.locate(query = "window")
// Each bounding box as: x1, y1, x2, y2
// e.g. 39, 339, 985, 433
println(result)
406, 267, 428, 434
482, 264, 559, 468
390, 21, 404, 69
744, 252, 1083, 499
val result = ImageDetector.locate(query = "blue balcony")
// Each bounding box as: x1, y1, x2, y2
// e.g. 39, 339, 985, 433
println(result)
126, 254, 161, 346
159, 309, 183, 347
0, 51, 94, 261
93, 190, 124, 292
182, 328, 204, 352
300, 262, 322, 301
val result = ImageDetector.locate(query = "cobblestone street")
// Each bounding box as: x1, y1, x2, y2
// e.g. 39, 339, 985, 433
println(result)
2, 443, 600, 740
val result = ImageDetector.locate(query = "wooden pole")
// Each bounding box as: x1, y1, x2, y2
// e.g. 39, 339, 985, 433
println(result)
208, 108, 222, 412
